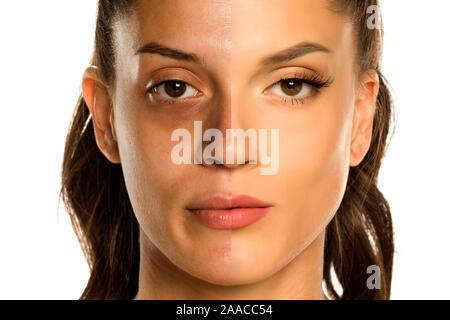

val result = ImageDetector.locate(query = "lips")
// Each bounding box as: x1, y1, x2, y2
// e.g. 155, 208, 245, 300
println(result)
187, 195, 272, 229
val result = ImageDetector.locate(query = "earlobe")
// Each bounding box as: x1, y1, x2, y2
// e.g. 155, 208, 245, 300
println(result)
349, 70, 379, 167
82, 66, 121, 164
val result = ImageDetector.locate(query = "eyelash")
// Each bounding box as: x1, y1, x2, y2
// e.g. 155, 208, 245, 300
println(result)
146, 72, 333, 105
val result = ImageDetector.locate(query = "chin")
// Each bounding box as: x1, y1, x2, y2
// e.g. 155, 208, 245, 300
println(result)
228, 247, 280, 285
175, 246, 270, 287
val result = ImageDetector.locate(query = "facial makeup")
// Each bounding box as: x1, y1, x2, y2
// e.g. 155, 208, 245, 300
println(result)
187, 195, 272, 229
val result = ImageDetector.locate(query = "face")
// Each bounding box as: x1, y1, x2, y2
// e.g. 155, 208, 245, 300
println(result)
84, 0, 378, 287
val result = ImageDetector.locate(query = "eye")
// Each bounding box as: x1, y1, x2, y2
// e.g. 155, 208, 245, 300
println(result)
149, 80, 199, 100
268, 78, 313, 99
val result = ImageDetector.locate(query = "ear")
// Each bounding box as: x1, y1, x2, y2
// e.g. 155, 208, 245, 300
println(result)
82, 66, 121, 164
349, 69, 379, 167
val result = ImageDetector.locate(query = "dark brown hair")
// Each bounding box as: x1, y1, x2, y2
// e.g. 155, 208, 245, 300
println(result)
61, 0, 395, 300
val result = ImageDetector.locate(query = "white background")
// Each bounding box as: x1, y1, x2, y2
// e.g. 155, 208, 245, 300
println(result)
0, 1, 449, 299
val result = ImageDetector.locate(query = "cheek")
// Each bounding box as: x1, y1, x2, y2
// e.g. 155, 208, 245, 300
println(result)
274, 90, 354, 253
287, 113, 349, 212
114, 110, 170, 238
283, 105, 350, 194
112, 87, 186, 237
229, 94, 354, 279
113, 80, 192, 203
113, 92, 234, 279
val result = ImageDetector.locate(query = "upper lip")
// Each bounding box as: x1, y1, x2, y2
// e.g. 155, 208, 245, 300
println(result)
187, 194, 272, 210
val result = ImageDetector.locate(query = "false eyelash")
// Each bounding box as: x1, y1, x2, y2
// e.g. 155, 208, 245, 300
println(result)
279, 72, 334, 89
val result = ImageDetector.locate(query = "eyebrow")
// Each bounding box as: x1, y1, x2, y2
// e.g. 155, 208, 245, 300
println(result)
260, 42, 332, 65
135, 42, 201, 63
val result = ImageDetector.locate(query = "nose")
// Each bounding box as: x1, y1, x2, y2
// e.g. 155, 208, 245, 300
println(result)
198, 91, 255, 170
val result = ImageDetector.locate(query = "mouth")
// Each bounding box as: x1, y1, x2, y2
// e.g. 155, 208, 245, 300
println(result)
186, 194, 272, 229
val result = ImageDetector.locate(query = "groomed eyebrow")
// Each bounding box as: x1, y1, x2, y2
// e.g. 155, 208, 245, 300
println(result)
260, 42, 332, 65
135, 42, 201, 63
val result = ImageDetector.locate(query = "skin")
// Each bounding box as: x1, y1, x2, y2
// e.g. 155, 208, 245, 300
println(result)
82, 0, 379, 299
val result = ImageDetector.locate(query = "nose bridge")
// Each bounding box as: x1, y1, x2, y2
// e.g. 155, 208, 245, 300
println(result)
212, 87, 232, 136
220, 47, 256, 169
221, 69, 256, 169
200, 41, 255, 169
198, 80, 231, 166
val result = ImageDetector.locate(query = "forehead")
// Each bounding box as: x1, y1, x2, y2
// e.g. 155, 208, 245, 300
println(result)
114, 0, 352, 67
117, 0, 232, 57
233, 0, 350, 53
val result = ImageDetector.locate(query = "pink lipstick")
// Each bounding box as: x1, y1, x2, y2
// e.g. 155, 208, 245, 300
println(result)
187, 194, 272, 229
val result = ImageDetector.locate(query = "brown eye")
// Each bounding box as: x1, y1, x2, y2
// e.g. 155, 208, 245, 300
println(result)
280, 79, 303, 96
266, 77, 313, 100
150, 80, 199, 101
163, 80, 187, 98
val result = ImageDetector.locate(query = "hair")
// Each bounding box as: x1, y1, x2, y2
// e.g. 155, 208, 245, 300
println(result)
61, 0, 395, 300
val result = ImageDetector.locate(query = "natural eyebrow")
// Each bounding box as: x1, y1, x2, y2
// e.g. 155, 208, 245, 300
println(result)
260, 42, 332, 65
135, 42, 201, 63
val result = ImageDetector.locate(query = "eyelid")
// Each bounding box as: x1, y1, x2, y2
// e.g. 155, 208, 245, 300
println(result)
153, 81, 199, 97
268, 79, 313, 95
146, 78, 198, 91
143, 67, 207, 93
146, 79, 204, 106
262, 70, 333, 105
264, 80, 315, 106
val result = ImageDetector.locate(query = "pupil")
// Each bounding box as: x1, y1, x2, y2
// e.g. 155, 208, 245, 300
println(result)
165, 80, 186, 98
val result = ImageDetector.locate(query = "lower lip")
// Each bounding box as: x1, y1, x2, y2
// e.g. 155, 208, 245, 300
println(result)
189, 207, 270, 229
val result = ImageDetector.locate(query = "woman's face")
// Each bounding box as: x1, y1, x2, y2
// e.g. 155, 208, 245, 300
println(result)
105, 0, 370, 286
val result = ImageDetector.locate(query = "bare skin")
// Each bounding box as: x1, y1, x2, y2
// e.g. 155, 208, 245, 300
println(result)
82, 0, 378, 299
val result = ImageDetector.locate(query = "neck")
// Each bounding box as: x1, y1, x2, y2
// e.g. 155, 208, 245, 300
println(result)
134, 230, 327, 300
